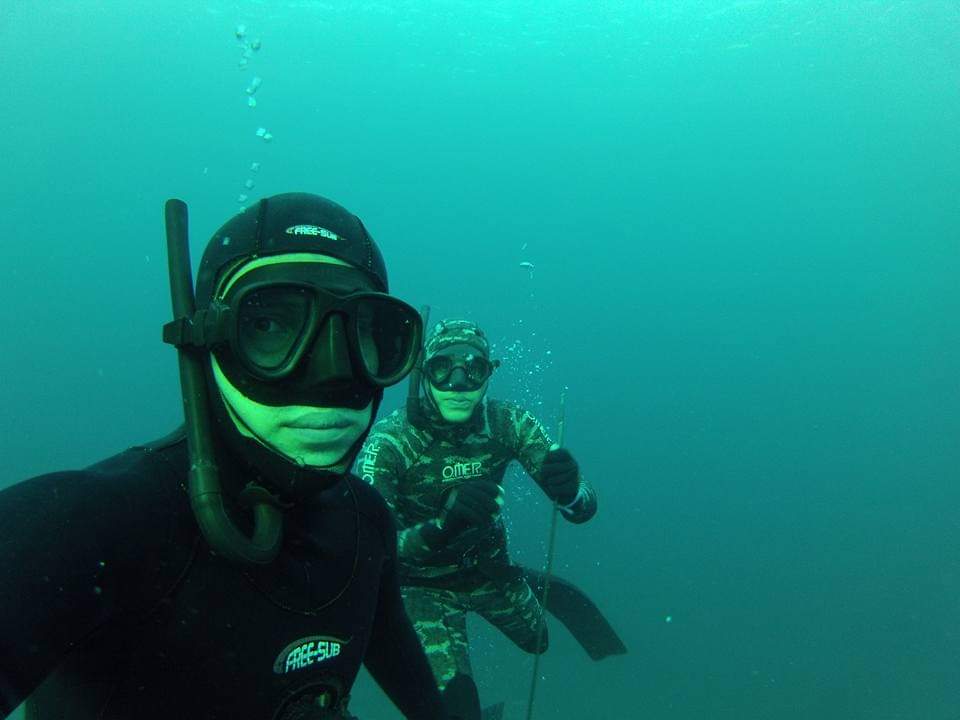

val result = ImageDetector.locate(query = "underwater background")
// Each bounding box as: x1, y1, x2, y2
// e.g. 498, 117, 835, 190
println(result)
1, 1, 958, 718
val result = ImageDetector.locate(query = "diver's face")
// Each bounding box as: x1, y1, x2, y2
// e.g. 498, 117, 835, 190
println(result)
214, 361, 372, 469
429, 382, 487, 424
212, 254, 373, 470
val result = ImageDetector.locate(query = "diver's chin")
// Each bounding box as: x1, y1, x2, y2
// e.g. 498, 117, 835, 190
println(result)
274, 423, 361, 462
440, 407, 475, 424
287, 445, 350, 469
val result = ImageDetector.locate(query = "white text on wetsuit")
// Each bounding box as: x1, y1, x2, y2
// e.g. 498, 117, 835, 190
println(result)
442, 461, 484, 480
359, 441, 380, 484
285, 640, 341, 673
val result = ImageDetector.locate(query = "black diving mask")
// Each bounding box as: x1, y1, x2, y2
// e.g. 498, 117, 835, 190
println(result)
424, 347, 499, 392
166, 262, 422, 408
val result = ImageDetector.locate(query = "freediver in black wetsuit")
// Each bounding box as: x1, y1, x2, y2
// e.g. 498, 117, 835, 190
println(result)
0, 193, 454, 720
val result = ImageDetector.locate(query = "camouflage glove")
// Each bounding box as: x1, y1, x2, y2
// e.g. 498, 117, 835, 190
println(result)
537, 448, 580, 505
438, 480, 502, 539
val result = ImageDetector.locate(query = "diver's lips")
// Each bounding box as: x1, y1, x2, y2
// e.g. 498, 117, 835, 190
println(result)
285, 417, 353, 431
444, 398, 473, 406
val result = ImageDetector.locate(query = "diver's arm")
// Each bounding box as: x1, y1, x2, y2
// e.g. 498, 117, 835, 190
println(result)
512, 404, 598, 524
361, 431, 449, 560
0, 470, 123, 713
363, 517, 446, 719
541, 457, 597, 524
0, 450, 183, 715
0, 470, 136, 714
554, 474, 598, 524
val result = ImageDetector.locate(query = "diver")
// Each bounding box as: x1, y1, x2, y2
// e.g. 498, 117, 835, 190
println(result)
356, 319, 623, 693
0, 193, 456, 719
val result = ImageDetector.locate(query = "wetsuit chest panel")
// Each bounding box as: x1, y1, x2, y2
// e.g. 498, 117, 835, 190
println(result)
120, 556, 378, 716
398, 437, 513, 523
108, 500, 384, 719
24, 458, 389, 720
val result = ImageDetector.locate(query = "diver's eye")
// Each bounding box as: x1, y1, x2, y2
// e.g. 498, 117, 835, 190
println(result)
241, 312, 301, 361
252, 316, 284, 334
235, 286, 312, 372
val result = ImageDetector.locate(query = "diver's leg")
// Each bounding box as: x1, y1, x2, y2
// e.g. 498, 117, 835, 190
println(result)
474, 577, 547, 654
401, 586, 472, 690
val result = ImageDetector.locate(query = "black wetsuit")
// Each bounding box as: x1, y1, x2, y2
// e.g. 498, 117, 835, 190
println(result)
0, 434, 445, 720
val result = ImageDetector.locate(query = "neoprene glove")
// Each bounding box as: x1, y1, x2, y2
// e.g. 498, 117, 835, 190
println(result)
439, 480, 502, 539
537, 448, 580, 505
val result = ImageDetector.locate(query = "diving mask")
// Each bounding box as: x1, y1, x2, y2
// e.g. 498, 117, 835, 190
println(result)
165, 261, 422, 408
424, 345, 499, 392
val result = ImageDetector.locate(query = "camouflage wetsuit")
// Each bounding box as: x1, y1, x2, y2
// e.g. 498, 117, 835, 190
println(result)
357, 399, 597, 688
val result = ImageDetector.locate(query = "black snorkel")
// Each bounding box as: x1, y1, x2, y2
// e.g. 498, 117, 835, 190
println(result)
406, 305, 431, 429
162, 199, 283, 565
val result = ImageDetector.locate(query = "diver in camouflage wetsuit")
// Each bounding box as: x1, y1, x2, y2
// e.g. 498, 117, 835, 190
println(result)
356, 319, 597, 689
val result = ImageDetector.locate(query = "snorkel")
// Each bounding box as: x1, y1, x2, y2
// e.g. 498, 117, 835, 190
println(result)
162, 199, 283, 565
405, 305, 431, 428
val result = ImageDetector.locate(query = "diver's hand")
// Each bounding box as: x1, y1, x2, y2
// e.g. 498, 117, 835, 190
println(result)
438, 480, 503, 539
537, 447, 580, 505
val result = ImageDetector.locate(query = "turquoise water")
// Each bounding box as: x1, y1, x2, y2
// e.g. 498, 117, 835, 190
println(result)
1, 2, 958, 718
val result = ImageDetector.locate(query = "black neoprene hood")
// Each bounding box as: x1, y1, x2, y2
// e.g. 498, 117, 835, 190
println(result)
195, 193, 388, 305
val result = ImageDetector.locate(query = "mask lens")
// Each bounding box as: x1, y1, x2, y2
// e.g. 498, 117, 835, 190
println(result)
236, 286, 312, 372
464, 355, 491, 384
425, 353, 490, 390
425, 355, 454, 386
355, 297, 420, 384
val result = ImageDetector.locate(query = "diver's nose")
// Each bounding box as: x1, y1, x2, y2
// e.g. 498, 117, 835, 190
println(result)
443, 366, 470, 391
303, 313, 353, 382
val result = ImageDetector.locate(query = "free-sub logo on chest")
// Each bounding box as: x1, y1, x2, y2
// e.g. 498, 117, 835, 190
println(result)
274, 635, 350, 674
